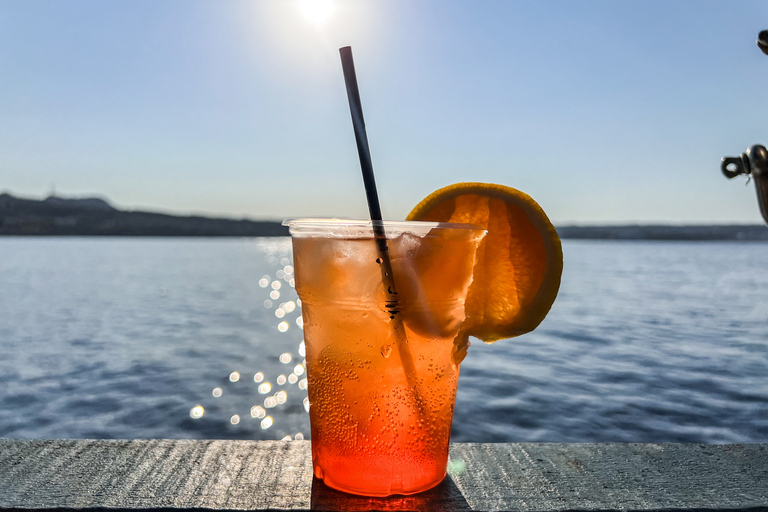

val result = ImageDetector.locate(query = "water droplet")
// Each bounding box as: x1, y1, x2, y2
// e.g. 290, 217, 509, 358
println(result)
376, 258, 382, 264
380, 345, 392, 358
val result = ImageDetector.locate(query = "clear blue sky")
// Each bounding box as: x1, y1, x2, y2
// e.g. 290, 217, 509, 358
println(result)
1, 0, 767, 224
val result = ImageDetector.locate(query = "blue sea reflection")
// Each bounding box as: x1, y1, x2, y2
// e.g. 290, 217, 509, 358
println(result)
0, 238, 766, 443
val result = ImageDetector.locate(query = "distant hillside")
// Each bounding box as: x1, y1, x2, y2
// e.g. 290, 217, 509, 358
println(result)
1, 192, 766, 239
0, 193, 288, 236
556, 224, 768, 241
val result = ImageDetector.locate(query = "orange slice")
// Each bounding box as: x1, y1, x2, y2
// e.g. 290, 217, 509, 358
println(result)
406, 182, 562, 359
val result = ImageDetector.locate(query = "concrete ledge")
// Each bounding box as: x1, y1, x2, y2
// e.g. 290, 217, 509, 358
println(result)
1, 440, 766, 512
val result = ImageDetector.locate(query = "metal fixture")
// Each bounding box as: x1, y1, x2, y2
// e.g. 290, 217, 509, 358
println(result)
721, 31, 768, 226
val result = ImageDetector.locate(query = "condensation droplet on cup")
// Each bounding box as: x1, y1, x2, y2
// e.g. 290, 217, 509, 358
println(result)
258, 382, 272, 394
303, 397, 310, 412
251, 405, 266, 418
189, 405, 204, 419
276, 374, 287, 385
288, 374, 298, 384
298, 378, 308, 390
229, 371, 240, 382
294, 432, 304, 441
230, 414, 240, 425
380, 345, 393, 358
279, 353, 292, 364
284, 301, 296, 313
270, 290, 280, 300
212, 387, 223, 398
278, 321, 289, 332
296, 317, 304, 329
298, 341, 306, 357
253, 372, 264, 383
281, 435, 292, 441
271, 281, 282, 290
293, 364, 305, 376
258, 276, 270, 288
261, 417, 273, 429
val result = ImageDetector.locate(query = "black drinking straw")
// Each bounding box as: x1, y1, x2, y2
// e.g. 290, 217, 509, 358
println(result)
339, 46, 399, 314
339, 47, 384, 227
339, 47, 427, 406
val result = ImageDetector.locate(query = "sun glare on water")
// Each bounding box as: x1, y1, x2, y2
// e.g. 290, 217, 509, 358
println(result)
299, 0, 335, 24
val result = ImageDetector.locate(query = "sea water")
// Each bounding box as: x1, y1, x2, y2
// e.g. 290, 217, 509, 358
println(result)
0, 237, 766, 443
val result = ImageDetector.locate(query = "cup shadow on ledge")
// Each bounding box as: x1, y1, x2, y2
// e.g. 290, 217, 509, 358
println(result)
310, 475, 471, 511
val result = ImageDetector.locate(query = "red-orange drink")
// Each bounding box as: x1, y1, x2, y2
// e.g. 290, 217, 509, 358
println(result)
285, 219, 485, 496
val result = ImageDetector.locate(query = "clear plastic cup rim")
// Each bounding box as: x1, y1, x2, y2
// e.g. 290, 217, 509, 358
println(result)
283, 218, 486, 238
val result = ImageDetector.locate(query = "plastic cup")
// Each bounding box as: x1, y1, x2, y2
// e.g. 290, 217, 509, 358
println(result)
284, 219, 485, 496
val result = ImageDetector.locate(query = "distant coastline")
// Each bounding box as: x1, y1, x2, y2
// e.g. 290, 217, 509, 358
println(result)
1, 192, 766, 240
556, 224, 768, 241
0, 192, 288, 237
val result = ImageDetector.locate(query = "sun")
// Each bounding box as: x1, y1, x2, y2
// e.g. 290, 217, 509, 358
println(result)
298, 0, 335, 24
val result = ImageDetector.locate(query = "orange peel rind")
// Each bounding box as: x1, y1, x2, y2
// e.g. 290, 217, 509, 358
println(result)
407, 182, 563, 356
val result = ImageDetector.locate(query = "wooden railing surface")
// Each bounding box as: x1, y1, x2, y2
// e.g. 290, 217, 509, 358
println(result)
1, 440, 766, 512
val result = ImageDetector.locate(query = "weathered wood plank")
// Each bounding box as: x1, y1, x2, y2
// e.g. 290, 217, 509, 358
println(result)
0, 440, 766, 512
448, 443, 768, 512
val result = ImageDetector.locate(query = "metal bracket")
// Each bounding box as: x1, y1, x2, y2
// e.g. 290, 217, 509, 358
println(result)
721, 31, 768, 226
722, 145, 768, 225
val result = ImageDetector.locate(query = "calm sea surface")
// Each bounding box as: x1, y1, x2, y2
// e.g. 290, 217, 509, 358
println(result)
0, 237, 766, 443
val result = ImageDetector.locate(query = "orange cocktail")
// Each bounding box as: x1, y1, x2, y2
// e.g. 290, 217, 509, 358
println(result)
286, 219, 485, 496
